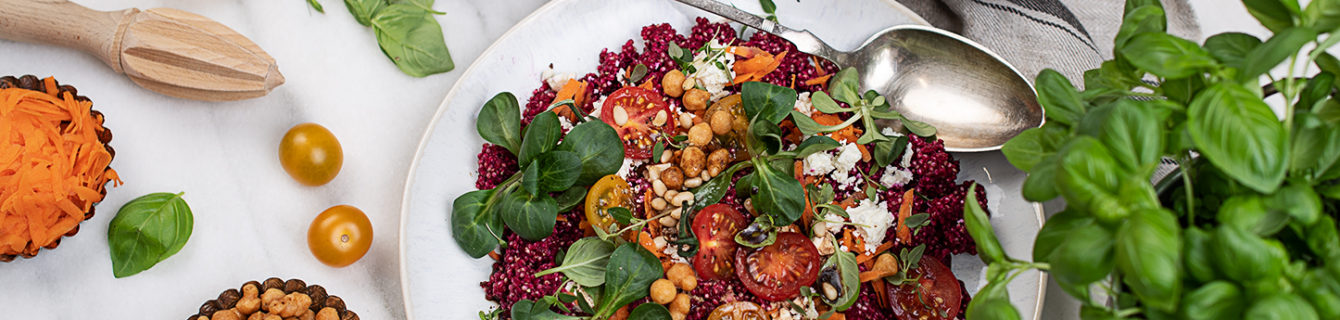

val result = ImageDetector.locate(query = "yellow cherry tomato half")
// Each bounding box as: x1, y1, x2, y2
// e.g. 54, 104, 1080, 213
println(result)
307, 205, 373, 267
584, 174, 634, 233
279, 123, 343, 186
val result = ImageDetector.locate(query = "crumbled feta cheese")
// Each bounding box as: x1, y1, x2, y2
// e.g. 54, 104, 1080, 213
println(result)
802, 151, 836, 176
794, 92, 814, 116
544, 70, 576, 90
616, 158, 643, 179
688, 39, 736, 100
591, 95, 607, 118
880, 165, 914, 188
847, 198, 894, 253
829, 143, 863, 189
558, 116, 574, 132
881, 126, 905, 137
900, 143, 915, 167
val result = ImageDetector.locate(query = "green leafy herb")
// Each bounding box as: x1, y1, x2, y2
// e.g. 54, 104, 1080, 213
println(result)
499, 190, 558, 241
369, 3, 455, 77
628, 64, 649, 84
759, 0, 778, 22
108, 192, 194, 278
1188, 84, 1288, 193
593, 244, 664, 318
963, 183, 1005, 265
343, 0, 386, 26
307, 0, 325, 13
822, 250, 861, 311
741, 81, 797, 124
628, 303, 673, 320
559, 120, 626, 186
453, 188, 505, 258
535, 237, 615, 286
510, 299, 581, 320
555, 186, 587, 212
478, 92, 523, 155
519, 112, 562, 165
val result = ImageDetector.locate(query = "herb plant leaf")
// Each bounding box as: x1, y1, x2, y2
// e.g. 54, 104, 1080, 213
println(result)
742, 82, 798, 125
535, 150, 583, 192
452, 189, 503, 258
1035, 69, 1086, 126
595, 244, 664, 318
108, 192, 194, 278
555, 186, 587, 213
478, 92, 522, 155
535, 237, 615, 286
629, 303, 673, 320
1115, 209, 1183, 312
500, 190, 558, 241
371, 4, 455, 77
1203, 32, 1262, 67
1239, 27, 1317, 82
343, 0, 385, 26
964, 183, 1006, 264
1188, 84, 1288, 193
750, 159, 806, 225
559, 120, 626, 186
1120, 32, 1218, 79
519, 111, 562, 165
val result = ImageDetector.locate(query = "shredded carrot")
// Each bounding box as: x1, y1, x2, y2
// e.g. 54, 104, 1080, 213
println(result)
731, 47, 788, 84
0, 79, 121, 257
639, 231, 665, 259
610, 305, 630, 320
579, 220, 595, 237
488, 250, 501, 261
857, 241, 895, 264
873, 279, 889, 309
827, 313, 847, 320
856, 144, 872, 162
896, 190, 914, 244
555, 215, 569, 222
804, 74, 833, 86
860, 269, 898, 283
811, 113, 862, 143
550, 79, 588, 120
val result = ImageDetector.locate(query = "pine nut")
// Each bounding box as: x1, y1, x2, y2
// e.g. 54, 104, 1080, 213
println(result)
683, 177, 702, 188
653, 180, 667, 196
651, 198, 668, 211
613, 106, 629, 126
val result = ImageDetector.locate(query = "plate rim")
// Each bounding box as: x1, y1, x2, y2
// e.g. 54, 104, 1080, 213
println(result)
397, 1, 1045, 319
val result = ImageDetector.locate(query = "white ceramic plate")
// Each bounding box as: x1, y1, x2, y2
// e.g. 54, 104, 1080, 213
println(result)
399, 0, 1046, 318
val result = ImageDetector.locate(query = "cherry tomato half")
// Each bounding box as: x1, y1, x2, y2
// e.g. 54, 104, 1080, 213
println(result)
307, 205, 373, 267
585, 175, 634, 233
599, 87, 677, 159
279, 123, 343, 186
707, 301, 767, 320
735, 232, 822, 301
889, 256, 963, 320
693, 204, 749, 281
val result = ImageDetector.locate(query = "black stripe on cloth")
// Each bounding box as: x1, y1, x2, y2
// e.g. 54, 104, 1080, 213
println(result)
1004, 0, 1094, 42
968, 0, 1103, 55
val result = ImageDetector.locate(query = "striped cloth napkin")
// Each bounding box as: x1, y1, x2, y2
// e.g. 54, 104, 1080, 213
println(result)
896, 0, 1202, 85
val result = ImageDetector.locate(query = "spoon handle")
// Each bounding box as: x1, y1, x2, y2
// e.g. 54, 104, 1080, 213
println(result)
673, 0, 847, 64
0, 0, 138, 72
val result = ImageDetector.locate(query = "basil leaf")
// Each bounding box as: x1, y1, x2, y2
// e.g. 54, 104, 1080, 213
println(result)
1093, 100, 1165, 172
1212, 225, 1288, 282
1203, 32, 1262, 67
534, 150, 582, 193
742, 82, 797, 125
559, 120, 625, 186
964, 282, 1022, 320
521, 162, 540, 196
1021, 153, 1061, 202
307, 0, 325, 13
1239, 27, 1317, 82
793, 135, 841, 159
595, 244, 664, 318
759, 0, 778, 16
392, 0, 444, 14
555, 186, 587, 213
1182, 281, 1245, 320
1218, 194, 1289, 235
1244, 293, 1320, 320
828, 68, 861, 105
478, 92, 522, 155
1243, 0, 1299, 32
750, 159, 805, 225
1002, 127, 1051, 171
1290, 113, 1340, 181
500, 190, 557, 241
452, 189, 503, 258
108, 192, 194, 278
344, 0, 385, 26
628, 303, 673, 320
535, 237, 615, 287
1183, 227, 1218, 283
964, 183, 1006, 264
371, 4, 454, 77
519, 111, 562, 165
1188, 84, 1288, 193
1050, 221, 1115, 286
823, 250, 861, 311
1035, 69, 1086, 126
1114, 5, 1166, 50
1055, 137, 1124, 214
1120, 32, 1218, 79
1115, 208, 1183, 313
1033, 209, 1092, 263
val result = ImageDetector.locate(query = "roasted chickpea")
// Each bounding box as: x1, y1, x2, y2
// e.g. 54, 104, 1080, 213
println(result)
651, 279, 677, 304
213, 309, 244, 320
670, 293, 691, 314
709, 110, 733, 135
260, 289, 285, 307
298, 309, 316, 320
666, 263, 697, 291
661, 166, 685, 190
315, 308, 339, 320
662, 70, 686, 98
683, 89, 710, 111
679, 147, 706, 178
706, 149, 730, 177
688, 123, 712, 147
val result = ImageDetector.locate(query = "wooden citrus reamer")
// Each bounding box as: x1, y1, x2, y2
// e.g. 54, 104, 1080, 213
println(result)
0, 0, 285, 101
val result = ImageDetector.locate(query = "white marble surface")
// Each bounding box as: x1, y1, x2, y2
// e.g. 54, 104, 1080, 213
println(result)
0, 0, 1275, 319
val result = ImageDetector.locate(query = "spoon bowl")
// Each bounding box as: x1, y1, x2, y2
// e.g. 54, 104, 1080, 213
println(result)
677, 0, 1043, 151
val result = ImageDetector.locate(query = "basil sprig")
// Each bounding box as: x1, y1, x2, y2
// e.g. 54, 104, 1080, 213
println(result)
339, 0, 455, 77
971, 0, 1340, 318
107, 192, 194, 278
451, 92, 623, 258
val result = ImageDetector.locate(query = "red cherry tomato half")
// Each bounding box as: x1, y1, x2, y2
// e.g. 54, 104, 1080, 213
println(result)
692, 204, 748, 281
889, 256, 963, 320
599, 87, 677, 159
735, 232, 822, 301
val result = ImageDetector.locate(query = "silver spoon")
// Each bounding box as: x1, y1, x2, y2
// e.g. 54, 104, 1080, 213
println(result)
676, 0, 1043, 152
